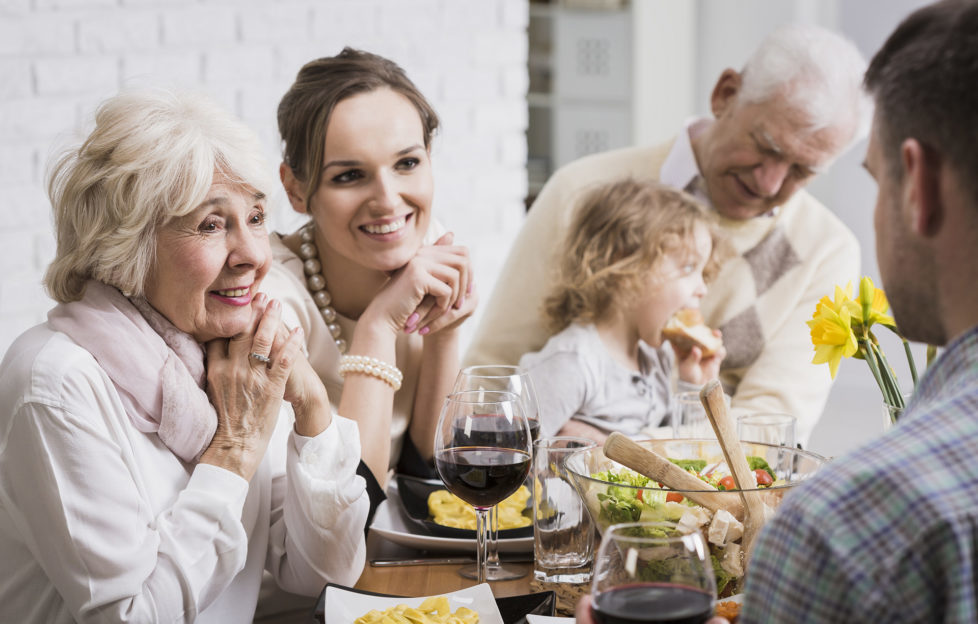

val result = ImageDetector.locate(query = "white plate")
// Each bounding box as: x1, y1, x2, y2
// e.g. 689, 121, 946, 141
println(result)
369, 481, 534, 553
526, 616, 574, 623
323, 583, 502, 624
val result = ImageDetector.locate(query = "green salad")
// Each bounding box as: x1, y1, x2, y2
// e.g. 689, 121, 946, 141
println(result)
591, 456, 780, 594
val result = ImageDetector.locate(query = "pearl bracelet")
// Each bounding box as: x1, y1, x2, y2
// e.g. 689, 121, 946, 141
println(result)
338, 354, 403, 391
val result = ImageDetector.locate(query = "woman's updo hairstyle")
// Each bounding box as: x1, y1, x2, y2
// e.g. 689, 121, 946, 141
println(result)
277, 47, 440, 202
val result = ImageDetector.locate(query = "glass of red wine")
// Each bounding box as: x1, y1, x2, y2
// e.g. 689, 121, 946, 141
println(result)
433, 389, 533, 584
452, 365, 540, 581
590, 523, 717, 624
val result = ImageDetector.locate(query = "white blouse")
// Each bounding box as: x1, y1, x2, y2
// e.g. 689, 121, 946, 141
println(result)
0, 324, 369, 623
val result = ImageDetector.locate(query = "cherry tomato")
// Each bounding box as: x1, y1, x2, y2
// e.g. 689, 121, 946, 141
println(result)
666, 492, 684, 503
636, 489, 643, 502
754, 468, 774, 487
719, 475, 736, 491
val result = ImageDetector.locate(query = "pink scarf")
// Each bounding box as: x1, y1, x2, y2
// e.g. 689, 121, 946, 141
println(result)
47, 281, 216, 463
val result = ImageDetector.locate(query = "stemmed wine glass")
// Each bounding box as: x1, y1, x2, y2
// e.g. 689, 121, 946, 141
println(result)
433, 389, 533, 584
590, 523, 717, 624
452, 365, 540, 581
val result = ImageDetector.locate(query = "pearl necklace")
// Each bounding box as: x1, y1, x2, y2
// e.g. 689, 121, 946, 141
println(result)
296, 224, 348, 353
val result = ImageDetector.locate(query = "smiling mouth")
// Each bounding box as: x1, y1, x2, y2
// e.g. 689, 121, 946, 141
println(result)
213, 287, 250, 297
361, 216, 408, 235
733, 176, 761, 199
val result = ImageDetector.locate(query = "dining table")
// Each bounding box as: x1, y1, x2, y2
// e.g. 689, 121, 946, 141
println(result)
337, 528, 586, 622
356, 530, 536, 598
303, 471, 592, 622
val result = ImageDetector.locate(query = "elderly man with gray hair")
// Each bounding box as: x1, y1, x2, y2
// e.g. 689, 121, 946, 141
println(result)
467, 24, 871, 446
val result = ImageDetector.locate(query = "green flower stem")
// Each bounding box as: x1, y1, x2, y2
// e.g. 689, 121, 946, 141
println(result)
872, 342, 905, 408
874, 346, 899, 405
902, 338, 918, 388
862, 338, 896, 407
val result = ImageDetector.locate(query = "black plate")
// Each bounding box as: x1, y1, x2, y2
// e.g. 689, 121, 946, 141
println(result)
396, 474, 534, 540
314, 583, 556, 624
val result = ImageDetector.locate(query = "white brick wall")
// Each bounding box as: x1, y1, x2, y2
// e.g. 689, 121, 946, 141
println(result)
0, 0, 529, 356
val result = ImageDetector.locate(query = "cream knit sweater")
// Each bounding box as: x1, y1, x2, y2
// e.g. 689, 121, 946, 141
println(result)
465, 140, 860, 444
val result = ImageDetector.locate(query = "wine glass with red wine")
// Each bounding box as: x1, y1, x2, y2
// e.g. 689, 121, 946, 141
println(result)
433, 389, 533, 584
452, 365, 541, 581
591, 523, 717, 624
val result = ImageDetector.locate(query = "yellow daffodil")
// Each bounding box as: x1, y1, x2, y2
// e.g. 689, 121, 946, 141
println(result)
808, 277, 923, 421
856, 276, 895, 331
813, 283, 861, 321
807, 294, 859, 379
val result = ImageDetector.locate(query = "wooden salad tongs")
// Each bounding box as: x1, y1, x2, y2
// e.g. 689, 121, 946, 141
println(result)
700, 379, 768, 561
603, 432, 743, 519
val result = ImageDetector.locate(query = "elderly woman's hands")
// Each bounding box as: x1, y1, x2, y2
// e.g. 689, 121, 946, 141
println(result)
363, 232, 475, 339
199, 294, 305, 480
250, 293, 334, 438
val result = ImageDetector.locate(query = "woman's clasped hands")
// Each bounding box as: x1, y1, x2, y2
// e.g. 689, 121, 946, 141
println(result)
367, 231, 477, 340
201, 292, 330, 480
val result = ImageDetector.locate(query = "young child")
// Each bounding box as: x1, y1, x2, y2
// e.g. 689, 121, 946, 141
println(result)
518, 178, 727, 443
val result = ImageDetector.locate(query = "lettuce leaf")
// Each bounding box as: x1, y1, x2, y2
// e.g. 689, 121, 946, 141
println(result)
747, 455, 776, 481
669, 458, 707, 473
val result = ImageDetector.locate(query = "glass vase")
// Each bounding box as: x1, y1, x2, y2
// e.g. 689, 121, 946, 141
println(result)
882, 401, 902, 430
882, 392, 912, 429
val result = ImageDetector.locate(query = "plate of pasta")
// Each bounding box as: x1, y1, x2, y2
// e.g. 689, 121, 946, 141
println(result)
369, 478, 534, 553
315, 583, 556, 624
320, 583, 500, 624
396, 474, 533, 539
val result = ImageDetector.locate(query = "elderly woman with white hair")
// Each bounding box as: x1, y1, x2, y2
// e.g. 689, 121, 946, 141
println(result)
0, 89, 370, 623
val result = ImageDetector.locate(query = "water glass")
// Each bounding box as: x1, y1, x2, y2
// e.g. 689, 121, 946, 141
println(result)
736, 412, 796, 448
532, 436, 597, 584
671, 391, 715, 439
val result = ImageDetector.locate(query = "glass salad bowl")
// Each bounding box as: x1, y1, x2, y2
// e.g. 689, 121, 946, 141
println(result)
563, 438, 828, 595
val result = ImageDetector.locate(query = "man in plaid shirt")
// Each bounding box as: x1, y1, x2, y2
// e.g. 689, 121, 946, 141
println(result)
741, 1, 978, 621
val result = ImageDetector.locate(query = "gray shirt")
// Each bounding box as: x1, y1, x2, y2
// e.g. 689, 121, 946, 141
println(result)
518, 323, 677, 438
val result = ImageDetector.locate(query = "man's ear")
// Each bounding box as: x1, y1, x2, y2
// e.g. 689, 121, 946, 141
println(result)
279, 162, 308, 215
710, 69, 743, 118
902, 138, 943, 237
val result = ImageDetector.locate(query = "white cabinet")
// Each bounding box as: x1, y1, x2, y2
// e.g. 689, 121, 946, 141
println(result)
527, 2, 632, 203
526, 1, 697, 206
553, 9, 631, 101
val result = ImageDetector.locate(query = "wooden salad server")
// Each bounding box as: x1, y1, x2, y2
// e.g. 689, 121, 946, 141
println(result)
603, 431, 743, 518
699, 379, 768, 560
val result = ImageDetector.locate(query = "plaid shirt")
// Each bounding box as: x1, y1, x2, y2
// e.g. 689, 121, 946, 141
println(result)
741, 325, 978, 623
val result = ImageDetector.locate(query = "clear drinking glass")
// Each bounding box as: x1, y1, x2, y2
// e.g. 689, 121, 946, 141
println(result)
532, 436, 597, 584
590, 522, 717, 624
452, 365, 540, 581
433, 390, 533, 584
736, 412, 796, 448
671, 391, 715, 439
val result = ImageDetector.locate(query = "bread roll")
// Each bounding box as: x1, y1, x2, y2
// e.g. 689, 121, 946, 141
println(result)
662, 308, 723, 357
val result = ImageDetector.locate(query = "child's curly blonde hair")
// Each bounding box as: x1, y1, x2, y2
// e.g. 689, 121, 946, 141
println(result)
544, 178, 727, 333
